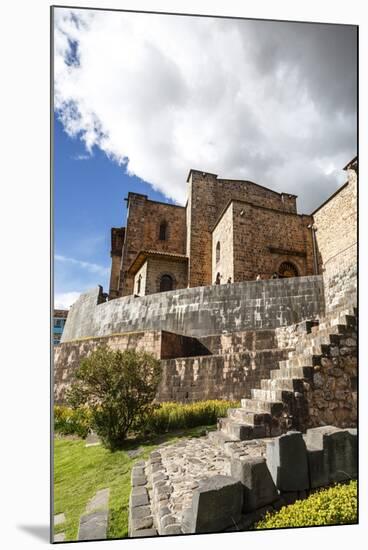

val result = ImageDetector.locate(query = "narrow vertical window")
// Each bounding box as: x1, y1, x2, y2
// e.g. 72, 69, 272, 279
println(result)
137, 274, 142, 294
216, 241, 221, 263
159, 221, 168, 241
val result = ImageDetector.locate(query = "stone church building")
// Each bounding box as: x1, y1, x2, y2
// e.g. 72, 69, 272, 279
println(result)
109, 168, 327, 299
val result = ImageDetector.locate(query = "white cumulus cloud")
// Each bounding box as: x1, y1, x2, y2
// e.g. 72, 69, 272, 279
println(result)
55, 254, 110, 276
54, 291, 81, 310
54, 8, 357, 212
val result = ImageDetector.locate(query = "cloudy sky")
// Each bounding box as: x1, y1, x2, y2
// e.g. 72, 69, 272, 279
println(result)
53, 7, 357, 309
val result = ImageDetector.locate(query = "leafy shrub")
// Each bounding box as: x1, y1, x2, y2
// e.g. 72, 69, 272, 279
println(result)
54, 405, 92, 438
66, 346, 162, 450
139, 399, 240, 433
256, 481, 357, 529
54, 399, 239, 438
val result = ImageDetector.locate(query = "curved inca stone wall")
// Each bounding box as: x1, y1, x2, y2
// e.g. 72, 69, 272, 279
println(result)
61, 276, 325, 342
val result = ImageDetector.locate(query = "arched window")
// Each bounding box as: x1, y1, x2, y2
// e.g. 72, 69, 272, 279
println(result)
278, 261, 298, 279
159, 274, 173, 292
216, 241, 221, 264
159, 221, 168, 241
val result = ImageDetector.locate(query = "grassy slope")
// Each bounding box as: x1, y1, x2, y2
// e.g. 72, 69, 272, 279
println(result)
53, 426, 214, 541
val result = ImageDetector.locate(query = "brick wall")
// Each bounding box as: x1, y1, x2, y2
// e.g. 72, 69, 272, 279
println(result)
118, 194, 186, 296
313, 169, 357, 311
187, 170, 301, 288
109, 227, 125, 298
212, 203, 234, 284
145, 257, 188, 295
232, 200, 314, 280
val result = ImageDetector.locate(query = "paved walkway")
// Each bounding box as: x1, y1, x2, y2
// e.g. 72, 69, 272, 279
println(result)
155, 435, 267, 522
78, 488, 110, 541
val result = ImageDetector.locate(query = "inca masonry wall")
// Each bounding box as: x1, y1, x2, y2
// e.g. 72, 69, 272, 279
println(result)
61, 276, 325, 342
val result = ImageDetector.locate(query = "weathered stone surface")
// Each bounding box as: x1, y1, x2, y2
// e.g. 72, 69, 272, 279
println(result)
306, 447, 328, 489
132, 475, 147, 487
78, 510, 108, 541
61, 277, 324, 343
130, 492, 149, 508
131, 486, 147, 497
266, 431, 309, 491
54, 513, 65, 526
162, 524, 182, 535
231, 456, 278, 512
86, 488, 110, 513
130, 505, 151, 520
182, 475, 243, 534
305, 426, 357, 484
130, 528, 157, 538
53, 533, 65, 542
130, 516, 153, 531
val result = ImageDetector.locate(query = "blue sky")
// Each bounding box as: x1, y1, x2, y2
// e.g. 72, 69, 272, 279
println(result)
54, 115, 174, 308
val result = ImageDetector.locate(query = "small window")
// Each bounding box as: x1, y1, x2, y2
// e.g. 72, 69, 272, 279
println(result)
216, 241, 221, 263
137, 274, 142, 294
159, 221, 168, 241
159, 274, 173, 292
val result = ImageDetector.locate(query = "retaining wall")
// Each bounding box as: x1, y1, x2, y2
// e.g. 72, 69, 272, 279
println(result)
62, 276, 325, 342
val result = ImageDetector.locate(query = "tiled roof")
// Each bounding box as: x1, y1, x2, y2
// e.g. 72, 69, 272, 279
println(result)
128, 249, 188, 274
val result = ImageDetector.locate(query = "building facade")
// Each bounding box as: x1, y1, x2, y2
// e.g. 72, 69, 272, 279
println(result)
53, 309, 69, 345
108, 162, 355, 299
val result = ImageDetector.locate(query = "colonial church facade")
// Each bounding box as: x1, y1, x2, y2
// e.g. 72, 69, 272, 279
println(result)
108, 160, 356, 299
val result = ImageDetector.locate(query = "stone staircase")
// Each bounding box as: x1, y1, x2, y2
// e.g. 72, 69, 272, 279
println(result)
217, 305, 357, 442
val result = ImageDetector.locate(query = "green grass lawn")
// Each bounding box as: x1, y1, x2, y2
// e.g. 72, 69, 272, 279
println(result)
53, 425, 215, 541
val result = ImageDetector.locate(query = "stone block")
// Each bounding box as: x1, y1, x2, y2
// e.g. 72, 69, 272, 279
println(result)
130, 491, 149, 508
130, 528, 157, 538
131, 486, 147, 497
130, 515, 153, 531
181, 475, 243, 534
266, 431, 309, 491
54, 513, 66, 526
132, 475, 147, 487
305, 426, 357, 484
78, 510, 108, 541
130, 505, 151, 520
307, 448, 328, 489
163, 524, 182, 535
230, 456, 278, 512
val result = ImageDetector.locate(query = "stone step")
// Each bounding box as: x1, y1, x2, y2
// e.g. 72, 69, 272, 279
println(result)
310, 323, 354, 338
295, 319, 320, 334
279, 354, 320, 368
218, 417, 268, 440
295, 331, 356, 355
227, 407, 271, 426
270, 365, 313, 380
261, 377, 304, 392
208, 428, 239, 445
240, 398, 284, 416
295, 332, 340, 351
317, 314, 357, 332
251, 388, 293, 403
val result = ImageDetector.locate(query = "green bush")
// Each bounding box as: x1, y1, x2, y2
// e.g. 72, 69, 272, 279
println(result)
54, 399, 239, 438
256, 480, 357, 529
54, 405, 92, 438
138, 399, 239, 433
66, 347, 162, 450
